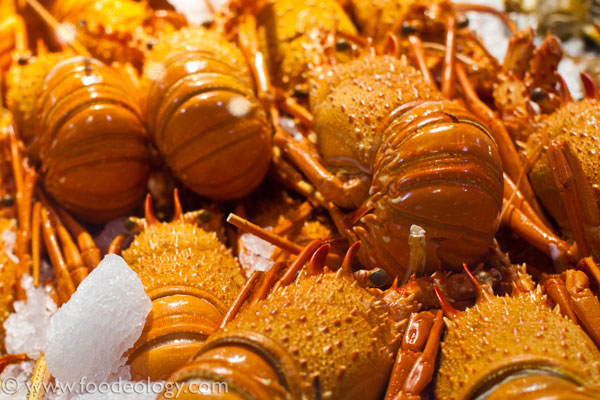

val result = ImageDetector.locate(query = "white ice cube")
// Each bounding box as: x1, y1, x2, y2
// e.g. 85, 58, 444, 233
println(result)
45, 254, 152, 385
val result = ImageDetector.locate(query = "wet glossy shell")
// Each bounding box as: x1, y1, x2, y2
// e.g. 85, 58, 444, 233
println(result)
143, 28, 271, 200
349, 0, 446, 40
177, 272, 400, 400
257, 0, 357, 92
310, 55, 503, 277
528, 98, 600, 230
122, 218, 246, 380
435, 295, 600, 400
8, 54, 150, 223
51, 0, 150, 64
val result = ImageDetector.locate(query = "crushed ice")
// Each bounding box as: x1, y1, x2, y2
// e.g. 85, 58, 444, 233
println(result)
239, 231, 276, 274
45, 254, 152, 386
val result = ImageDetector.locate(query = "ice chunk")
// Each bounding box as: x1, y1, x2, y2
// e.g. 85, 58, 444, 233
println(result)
45, 255, 152, 385
167, 0, 228, 26
0, 361, 35, 400
4, 275, 57, 358
239, 232, 276, 274
1, 223, 18, 263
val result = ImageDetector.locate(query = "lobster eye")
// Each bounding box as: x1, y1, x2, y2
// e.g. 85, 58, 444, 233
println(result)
530, 87, 548, 102
293, 87, 309, 98
401, 22, 418, 34
457, 15, 469, 28
146, 41, 154, 50
369, 268, 388, 287
0, 195, 14, 207
336, 39, 351, 51
17, 56, 28, 65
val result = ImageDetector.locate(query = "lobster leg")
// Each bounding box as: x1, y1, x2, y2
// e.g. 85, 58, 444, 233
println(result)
54, 206, 101, 270
441, 15, 456, 99
564, 269, 600, 348
407, 35, 436, 90
384, 309, 444, 400
503, 174, 552, 233
456, 62, 549, 227
273, 130, 370, 209
41, 207, 75, 304
547, 138, 600, 259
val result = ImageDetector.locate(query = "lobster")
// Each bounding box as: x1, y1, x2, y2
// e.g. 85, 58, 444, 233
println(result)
274, 51, 504, 283
433, 264, 600, 400
5, 50, 150, 223
479, 29, 600, 268
142, 27, 272, 200
22, 0, 187, 66
116, 192, 247, 381
159, 240, 451, 400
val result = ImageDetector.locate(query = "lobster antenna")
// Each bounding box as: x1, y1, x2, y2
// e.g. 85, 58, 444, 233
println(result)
227, 213, 303, 255
219, 270, 263, 329
273, 239, 324, 290
25, 0, 91, 56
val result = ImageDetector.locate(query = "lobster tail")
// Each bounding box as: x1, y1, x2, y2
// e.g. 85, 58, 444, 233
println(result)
36, 56, 149, 222
121, 205, 246, 380
359, 100, 504, 276
144, 28, 271, 200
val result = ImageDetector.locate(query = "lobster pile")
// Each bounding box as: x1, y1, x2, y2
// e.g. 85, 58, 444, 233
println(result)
0, 0, 600, 398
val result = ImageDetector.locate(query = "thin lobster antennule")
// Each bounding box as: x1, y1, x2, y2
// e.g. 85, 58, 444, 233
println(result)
462, 264, 493, 304
227, 213, 303, 254
408, 35, 437, 90
580, 72, 600, 100
433, 284, 460, 320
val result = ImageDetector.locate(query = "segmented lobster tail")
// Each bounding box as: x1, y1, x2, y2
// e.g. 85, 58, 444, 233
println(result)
122, 195, 246, 380
36, 56, 149, 222
360, 99, 504, 277
144, 28, 271, 200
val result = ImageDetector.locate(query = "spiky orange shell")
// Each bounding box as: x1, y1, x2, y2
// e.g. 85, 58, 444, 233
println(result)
143, 28, 271, 200
122, 217, 246, 380
435, 294, 600, 400
527, 98, 600, 231
188, 272, 402, 400
50, 0, 153, 64
309, 55, 503, 279
256, 0, 357, 93
122, 219, 245, 305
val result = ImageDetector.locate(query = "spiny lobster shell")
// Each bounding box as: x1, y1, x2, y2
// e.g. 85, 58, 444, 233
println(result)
8, 54, 150, 223
310, 55, 503, 278
256, 0, 357, 93
50, 0, 153, 64
435, 293, 600, 400
166, 271, 409, 400
527, 98, 600, 231
143, 28, 271, 200
122, 215, 246, 380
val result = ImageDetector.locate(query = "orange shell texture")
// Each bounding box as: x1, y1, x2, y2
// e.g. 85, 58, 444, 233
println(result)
528, 98, 600, 231
143, 28, 271, 200
256, 0, 357, 92
309, 55, 503, 278
435, 295, 600, 400
202, 272, 400, 400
